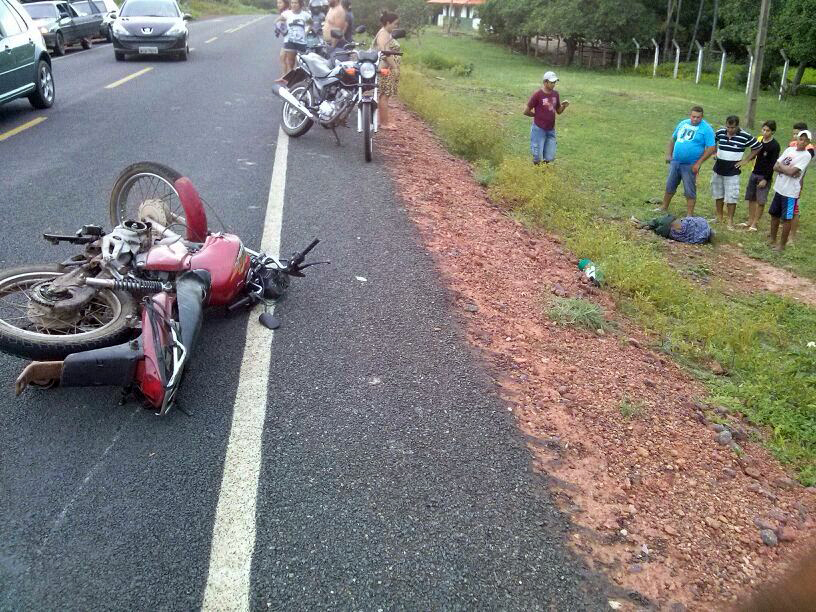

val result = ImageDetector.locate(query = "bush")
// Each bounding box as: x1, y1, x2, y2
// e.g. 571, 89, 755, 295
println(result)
415, 51, 475, 77
549, 297, 607, 330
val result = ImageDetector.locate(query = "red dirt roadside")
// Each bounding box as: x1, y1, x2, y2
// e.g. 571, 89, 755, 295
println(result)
379, 102, 816, 611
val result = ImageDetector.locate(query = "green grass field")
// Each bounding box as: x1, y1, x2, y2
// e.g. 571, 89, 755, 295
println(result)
400, 30, 816, 484
183, 0, 259, 18
406, 31, 816, 278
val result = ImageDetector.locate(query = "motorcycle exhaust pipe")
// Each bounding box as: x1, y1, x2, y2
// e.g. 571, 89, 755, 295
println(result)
277, 87, 316, 120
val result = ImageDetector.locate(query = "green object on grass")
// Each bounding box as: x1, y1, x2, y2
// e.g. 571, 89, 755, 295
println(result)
578, 258, 604, 286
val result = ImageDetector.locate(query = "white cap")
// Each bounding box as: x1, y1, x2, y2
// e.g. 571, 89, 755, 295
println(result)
542, 71, 559, 83
798, 129, 813, 141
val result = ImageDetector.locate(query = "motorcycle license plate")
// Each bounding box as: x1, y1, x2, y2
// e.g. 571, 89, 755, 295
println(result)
138, 46, 159, 54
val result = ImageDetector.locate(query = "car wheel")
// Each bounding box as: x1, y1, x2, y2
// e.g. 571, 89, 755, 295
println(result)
53, 32, 65, 56
81, 37, 92, 50
177, 45, 188, 61
114, 50, 125, 61
28, 60, 55, 109
105, 26, 112, 42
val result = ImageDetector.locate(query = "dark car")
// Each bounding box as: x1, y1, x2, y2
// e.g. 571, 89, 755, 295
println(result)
0, 0, 54, 109
70, 0, 108, 41
21, 0, 99, 55
111, 0, 189, 61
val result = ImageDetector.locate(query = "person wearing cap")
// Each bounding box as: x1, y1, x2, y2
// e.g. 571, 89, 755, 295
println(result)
768, 129, 812, 250
659, 106, 716, 217
524, 71, 569, 165
785, 121, 815, 244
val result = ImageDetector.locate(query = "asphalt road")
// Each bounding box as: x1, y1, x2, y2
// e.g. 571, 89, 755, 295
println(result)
0, 16, 610, 610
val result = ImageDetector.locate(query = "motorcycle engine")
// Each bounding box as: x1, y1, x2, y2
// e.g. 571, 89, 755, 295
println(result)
102, 220, 152, 270
318, 89, 354, 124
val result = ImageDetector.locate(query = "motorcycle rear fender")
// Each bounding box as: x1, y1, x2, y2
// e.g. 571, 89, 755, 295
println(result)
282, 67, 309, 87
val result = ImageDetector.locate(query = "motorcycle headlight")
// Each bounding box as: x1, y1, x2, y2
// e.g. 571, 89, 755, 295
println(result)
165, 22, 187, 36
112, 21, 128, 36
360, 62, 376, 79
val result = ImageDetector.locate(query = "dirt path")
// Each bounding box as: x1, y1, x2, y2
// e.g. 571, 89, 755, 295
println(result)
661, 239, 816, 307
380, 102, 816, 611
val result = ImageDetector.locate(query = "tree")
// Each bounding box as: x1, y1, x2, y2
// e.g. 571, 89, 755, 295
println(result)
773, 0, 816, 93
352, 0, 429, 38
537, 0, 658, 64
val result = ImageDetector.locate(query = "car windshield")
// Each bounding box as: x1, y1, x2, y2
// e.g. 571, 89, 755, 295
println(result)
23, 3, 58, 19
120, 0, 178, 17
71, 1, 92, 14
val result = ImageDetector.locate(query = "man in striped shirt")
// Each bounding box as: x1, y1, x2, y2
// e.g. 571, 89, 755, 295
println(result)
712, 115, 762, 229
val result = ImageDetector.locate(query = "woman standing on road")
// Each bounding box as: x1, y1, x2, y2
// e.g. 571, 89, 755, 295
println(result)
374, 11, 400, 131
277, 0, 311, 77
274, 0, 291, 81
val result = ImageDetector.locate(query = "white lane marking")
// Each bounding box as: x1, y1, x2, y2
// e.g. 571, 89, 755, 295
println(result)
205, 36, 218, 43
224, 15, 267, 34
51, 44, 107, 61
202, 126, 287, 610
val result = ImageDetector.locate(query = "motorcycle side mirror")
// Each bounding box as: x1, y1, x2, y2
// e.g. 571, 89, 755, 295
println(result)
182, 13, 192, 20
330, 28, 343, 39
355, 24, 366, 34
391, 28, 406, 39
343, 42, 355, 50
259, 312, 281, 330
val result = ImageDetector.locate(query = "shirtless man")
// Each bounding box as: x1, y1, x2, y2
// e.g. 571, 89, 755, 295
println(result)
322, 0, 346, 47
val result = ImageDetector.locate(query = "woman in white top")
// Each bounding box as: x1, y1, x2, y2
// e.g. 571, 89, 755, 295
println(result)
276, 0, 311, 76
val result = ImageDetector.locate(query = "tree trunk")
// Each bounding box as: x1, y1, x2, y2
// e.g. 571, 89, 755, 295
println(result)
673, 0, 682, 43
710, 0, 719, 45
687, 0, 705, 60
446, 0, 453, 34
565, 37, 577, 66
790, 62, 807, 95
663, 0, 675, 61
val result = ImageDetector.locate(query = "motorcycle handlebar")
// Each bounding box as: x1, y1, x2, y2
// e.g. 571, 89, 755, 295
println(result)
381, 50, 403, 56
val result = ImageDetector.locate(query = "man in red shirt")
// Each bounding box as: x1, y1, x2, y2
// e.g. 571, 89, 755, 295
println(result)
524, 71, 569, 164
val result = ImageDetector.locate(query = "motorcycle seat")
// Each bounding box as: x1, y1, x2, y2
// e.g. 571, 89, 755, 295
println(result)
301, 53, 333, 78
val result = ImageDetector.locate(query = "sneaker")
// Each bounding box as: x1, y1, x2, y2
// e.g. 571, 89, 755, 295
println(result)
748, 226, 758, 232
737, 222, 749, 228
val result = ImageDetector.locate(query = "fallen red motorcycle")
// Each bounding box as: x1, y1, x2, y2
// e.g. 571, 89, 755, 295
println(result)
1, 162, 322, 414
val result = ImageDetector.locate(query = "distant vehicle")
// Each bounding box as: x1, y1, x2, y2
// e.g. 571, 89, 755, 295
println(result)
21, 0, 99, 55
0, 0, 54, 109
111, 0, 189, 61
70, 0, 113, 41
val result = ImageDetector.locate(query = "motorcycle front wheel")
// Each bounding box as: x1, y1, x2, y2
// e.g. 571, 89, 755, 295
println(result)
362, 103, 373, 162
0, 266, 137, 361
281, 83, 314, 137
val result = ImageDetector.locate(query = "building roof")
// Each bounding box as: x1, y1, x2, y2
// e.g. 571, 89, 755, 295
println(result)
427, 0, 485, 5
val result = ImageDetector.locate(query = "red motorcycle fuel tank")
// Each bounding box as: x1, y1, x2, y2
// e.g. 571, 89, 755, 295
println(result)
144, 233, 251, 306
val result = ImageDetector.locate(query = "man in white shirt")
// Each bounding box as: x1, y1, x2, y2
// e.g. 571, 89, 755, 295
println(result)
769, 130, 812, 250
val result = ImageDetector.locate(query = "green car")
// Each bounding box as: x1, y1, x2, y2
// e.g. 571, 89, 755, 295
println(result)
0, 0, 54, 109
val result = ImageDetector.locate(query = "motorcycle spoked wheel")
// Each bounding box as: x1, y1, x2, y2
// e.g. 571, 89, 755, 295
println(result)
0, 265, 137, 361
109, 161, 192, 238
362, 103, 373, 162
281, 83, 314, 137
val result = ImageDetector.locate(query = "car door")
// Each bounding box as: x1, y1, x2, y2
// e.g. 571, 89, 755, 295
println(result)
55, 2, 77, 43
67, 2, 94, 39
0, 0, 32, 97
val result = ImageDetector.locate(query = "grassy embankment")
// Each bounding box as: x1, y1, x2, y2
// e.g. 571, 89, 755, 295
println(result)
183, 0, 259, 19
399, 30, 816, 484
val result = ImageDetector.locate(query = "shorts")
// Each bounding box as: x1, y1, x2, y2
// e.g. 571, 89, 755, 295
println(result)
711, 172, 740, 204
744, 172, 771, 205
665, 161, 697, 199
283, 41, 307, 52
769, 192, 798, 221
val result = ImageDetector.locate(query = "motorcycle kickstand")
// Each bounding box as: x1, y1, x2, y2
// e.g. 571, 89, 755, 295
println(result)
331, 127, 341, 146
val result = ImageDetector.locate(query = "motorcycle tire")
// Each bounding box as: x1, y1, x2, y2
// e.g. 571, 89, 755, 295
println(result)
362, 103, 373, 162
281, 83, 314, 137
0, 265, 137, 361
109, 161, 209, 244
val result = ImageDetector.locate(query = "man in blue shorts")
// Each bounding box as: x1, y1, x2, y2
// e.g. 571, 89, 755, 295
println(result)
659, 106, 716, 217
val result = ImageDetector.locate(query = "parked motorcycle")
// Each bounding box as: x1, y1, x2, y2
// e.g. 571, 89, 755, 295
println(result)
277, 27, 404, 162
2, 162, 324, 414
